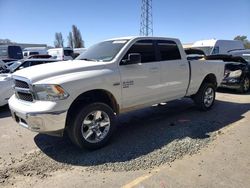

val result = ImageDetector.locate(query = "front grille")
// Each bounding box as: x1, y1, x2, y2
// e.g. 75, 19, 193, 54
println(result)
14, 79, 34, 102
17, 92, 33, 102
15, 80, 29, 89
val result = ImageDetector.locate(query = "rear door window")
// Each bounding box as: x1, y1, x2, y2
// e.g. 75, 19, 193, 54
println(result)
157, 40, 181, 61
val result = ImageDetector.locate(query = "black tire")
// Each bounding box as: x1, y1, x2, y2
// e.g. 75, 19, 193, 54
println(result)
193, 82, 216, 111
67, 103, 116, 150
239, 77, 250, 93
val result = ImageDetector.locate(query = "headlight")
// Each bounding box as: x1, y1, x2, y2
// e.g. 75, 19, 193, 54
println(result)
33, 84, 69, 101
228, 70, 242, 78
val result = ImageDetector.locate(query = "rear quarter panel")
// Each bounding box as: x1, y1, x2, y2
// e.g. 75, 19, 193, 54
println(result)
186, 60, 225, 96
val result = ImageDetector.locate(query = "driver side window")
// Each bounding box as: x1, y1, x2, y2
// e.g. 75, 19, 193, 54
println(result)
122, 40, 156, 64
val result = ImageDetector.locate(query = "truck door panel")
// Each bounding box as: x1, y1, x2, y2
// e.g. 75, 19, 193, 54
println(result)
119, 40, 162, 108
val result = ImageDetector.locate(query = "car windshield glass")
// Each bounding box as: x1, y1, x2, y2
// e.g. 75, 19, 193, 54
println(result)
9, 60, 23, 71
76, 40, 128, 62
194, 47, 213, 56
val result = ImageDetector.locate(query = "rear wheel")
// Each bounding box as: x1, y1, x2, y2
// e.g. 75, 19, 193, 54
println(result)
67, 103, 116, 150
193, 82, 216, 111
239, 77, 250, 93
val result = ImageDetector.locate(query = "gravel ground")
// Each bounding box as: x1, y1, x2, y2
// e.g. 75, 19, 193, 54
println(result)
0, 92, 249, 187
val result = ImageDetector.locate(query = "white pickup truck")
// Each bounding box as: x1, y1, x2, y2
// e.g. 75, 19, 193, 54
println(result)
9, 37, 225, 149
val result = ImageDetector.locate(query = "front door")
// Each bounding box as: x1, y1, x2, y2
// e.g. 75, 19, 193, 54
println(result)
119, 40, 162, 109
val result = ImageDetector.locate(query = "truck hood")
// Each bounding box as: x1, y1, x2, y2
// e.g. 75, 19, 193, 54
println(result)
13, 60, 107, 83
225, 62, 246, 71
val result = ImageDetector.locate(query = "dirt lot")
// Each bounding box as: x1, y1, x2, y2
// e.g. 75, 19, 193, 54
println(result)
0, 90, 249, 188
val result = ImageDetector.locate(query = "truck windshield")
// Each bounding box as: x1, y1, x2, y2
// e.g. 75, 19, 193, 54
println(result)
76, 40, 128, 62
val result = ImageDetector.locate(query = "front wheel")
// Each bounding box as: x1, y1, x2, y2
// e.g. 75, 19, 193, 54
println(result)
67, 103, 116, 150
193, 83, 216, 111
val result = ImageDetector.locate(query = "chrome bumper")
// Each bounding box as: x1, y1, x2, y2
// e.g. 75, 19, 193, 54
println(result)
10, 109, 67, 135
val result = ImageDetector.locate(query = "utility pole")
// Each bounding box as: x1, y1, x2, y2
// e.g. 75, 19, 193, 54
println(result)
140, 0, 153, 36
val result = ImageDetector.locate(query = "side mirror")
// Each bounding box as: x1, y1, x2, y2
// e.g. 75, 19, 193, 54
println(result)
122, 53, 141, 65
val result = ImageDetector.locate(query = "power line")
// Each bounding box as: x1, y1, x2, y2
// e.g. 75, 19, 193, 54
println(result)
140, 0, 153, 36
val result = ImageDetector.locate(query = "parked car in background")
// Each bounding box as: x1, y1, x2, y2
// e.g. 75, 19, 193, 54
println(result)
0, 45, 23, 62
205, 55, 250, 93
0, 73, 13, 107
191, 39, 245, 55
23, 47, 48, 58
7, 58, 59, 73
0, 58, 59, 107
0, 60, 9, 73
228, 49, 250, 62
27, 54, 52, 59
73, 48, 87, 58
48, 47, 74, 60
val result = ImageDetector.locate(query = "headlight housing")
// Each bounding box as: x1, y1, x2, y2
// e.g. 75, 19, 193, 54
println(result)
228, 70, 242, 78
33, 84, 69, 101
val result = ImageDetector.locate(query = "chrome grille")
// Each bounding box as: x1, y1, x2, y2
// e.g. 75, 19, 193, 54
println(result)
14, 80, 29, 89
16, 92, 33, 102
14, 79, 34, 102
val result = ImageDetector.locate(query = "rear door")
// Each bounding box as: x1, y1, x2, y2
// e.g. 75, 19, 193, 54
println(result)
157, 40, 189, 99
119, 40, 162, 108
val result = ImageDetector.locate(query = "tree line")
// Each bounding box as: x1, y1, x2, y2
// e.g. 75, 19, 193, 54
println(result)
54, 25, 84, 48
234, 35, 250, 49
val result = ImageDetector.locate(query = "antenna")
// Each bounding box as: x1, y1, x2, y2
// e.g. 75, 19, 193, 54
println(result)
140, 0, 153, 36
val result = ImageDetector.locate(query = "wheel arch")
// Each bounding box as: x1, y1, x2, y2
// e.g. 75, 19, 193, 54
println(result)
65, 89, 119, 128
202, 73, 218, 87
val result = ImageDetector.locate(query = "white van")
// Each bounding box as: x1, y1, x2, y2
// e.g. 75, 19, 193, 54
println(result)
23, 47, 48, 58
191, 39, 245, 55
48, 48, 74, 60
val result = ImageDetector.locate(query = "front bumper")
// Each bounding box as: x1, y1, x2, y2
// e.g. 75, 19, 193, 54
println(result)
219, 78, 241, 89
8, 95, 67, 136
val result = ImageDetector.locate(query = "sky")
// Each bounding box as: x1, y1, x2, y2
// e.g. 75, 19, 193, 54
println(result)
0, 0, 249, 47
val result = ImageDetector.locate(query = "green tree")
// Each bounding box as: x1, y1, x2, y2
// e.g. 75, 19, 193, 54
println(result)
54, 32, 64, 48
234, 35, 250, 49
72, 25, 84, 48
67, 32, 74, 48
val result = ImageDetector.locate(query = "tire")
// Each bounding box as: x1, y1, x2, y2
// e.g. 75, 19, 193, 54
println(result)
67, 103, 116, 150
239, 77, 250, 93
193, 82, 216, 111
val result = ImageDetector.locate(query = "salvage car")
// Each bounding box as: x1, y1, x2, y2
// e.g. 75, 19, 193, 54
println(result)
205, 55, 250, 93
0, 59, 58, 107
9, 36, 225, 149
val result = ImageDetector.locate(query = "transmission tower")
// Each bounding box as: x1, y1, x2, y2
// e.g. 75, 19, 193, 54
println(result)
140, 0, 153, 36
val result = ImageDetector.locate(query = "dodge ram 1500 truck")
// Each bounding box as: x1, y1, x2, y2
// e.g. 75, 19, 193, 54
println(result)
9, 37, 225, 149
